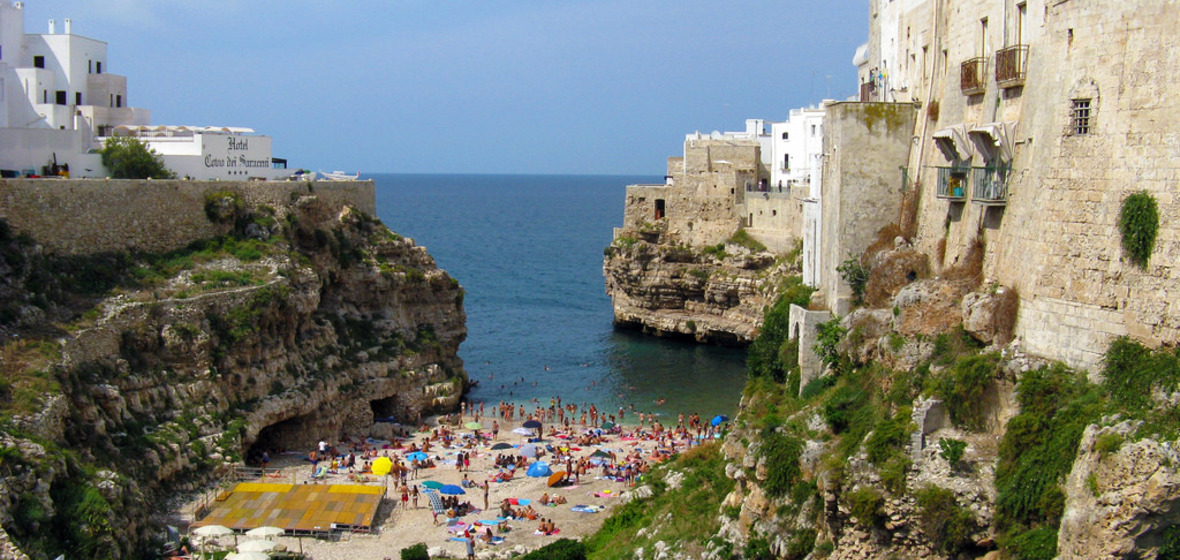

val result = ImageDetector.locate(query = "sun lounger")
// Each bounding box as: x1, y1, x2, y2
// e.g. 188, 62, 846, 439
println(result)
571, 505, 603, 513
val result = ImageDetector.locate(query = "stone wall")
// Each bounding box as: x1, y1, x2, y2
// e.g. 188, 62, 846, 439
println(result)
0, 178, 375, 256
788, 304, 832, 394
907, 0, 1180, 372
741, 186, 804, 253
819, 102, 917, 315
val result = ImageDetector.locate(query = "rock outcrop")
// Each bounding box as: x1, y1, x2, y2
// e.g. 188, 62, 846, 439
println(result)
0, 187, 466, 558
603, 226, 785, 345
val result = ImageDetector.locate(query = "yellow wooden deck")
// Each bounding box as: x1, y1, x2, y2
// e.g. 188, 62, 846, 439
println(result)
193, 482, 385, 532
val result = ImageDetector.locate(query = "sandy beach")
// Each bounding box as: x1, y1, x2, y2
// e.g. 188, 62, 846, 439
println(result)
177, 409, 721, 559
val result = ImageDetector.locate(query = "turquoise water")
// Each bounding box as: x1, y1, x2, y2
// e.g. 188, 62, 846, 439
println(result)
372, 174, 748, 421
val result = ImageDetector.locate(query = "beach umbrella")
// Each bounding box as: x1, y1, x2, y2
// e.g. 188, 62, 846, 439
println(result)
225, 553, 269, 560
371, 456, 393, 476
491, 443, 513, 450
439, 484, 466, 495
245, 526, 284, 538
522, 420, 542, 429
600, 421, 616, 430
237, 540, 276, 553
520, 444, 538, 458
193, 525, 233, 537
406, 451, 429, 462
547, 471, 567, 487
526, 462, 552, 478
711, 414, 730, 427
465, 421, 483, 430
512, 427, 533, 436
421, 480, 445, 490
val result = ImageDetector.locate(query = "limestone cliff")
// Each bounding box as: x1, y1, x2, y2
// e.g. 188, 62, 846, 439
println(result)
603, 223, 787, 345
0, 186, 466, 559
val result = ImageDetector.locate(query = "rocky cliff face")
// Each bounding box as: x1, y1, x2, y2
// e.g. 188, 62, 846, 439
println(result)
603, 225, 787, 345
0, 190, 466, 559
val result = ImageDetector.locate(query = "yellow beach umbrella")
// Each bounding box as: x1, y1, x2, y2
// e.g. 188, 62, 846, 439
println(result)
372, 456, 393, 476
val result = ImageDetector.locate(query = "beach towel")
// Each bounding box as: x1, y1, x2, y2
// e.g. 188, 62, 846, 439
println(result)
507, 498, 531, 506
571, 505, 603, 513
312, 465, 327, 479
594, 491, 616, 498
533, 529, 562, 536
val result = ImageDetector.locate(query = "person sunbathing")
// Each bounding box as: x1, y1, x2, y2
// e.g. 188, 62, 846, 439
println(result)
481, 527, 494, 543
552, 494, 567, 504
538, 493, 549, 505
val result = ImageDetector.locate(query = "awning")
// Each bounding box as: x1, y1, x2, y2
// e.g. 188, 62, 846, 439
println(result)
968, 122, 1015, 162
932, 125, 973, 162
852, 43, 869, 67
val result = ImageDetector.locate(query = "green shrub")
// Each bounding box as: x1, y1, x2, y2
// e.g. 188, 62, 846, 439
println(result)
837, 255, 870, 306
399, 542, 429, 560
814, 317, 847, 369
782, 529, 817, 560
995, 364, 1100, 534
848, 487, 885, 528
1093, 432, 1123, 457
939, 437, 967, 465
915, 485, 974, 555
1158, 524, 1180, 560
800, 375, 836, 400
702, 243, 728, 260
761, 432, 804, 498
727, 228, 767, 252
1118, 190, 1158, 268
1004, 527, 1058, 560
100, 136, 175, 179
822, 385, 868, 434
687, 268, 710, 281
519, 538, 586, 560
865, 408, 912, 466
935, 353, 998, 429
879, 454, 910, 494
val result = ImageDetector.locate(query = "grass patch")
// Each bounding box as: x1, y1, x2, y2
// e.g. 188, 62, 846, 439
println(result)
584, 443, 734, 560
726, 228, 767, 253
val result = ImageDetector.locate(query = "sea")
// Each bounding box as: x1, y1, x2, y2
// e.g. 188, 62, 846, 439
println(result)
372, 174, 748, 423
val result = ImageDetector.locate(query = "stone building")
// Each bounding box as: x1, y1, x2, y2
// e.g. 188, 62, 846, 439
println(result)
857, 0, 1180, 371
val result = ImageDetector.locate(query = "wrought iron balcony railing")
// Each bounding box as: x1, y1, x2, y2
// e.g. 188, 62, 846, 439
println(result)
960, 57, 988, 96
996, 44, 1029, 89
936, 166, 970, 200
972, 165, 1010, 205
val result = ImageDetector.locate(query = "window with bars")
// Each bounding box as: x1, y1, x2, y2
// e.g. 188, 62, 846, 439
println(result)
1071, 99, 1092, 135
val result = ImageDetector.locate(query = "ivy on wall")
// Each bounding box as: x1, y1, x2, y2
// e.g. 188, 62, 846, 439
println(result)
1118, 191, 1158, 269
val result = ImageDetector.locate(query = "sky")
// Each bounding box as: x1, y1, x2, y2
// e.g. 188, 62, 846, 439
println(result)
20, 1, 869, 175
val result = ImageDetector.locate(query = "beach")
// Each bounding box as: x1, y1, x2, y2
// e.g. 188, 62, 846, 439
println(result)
177, 408, 723, 559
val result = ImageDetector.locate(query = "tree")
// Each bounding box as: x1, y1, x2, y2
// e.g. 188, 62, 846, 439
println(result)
100, 136, 175, 179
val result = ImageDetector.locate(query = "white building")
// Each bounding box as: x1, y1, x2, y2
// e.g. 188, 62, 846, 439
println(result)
769, 102, 828, 190
0, 3, 289, 179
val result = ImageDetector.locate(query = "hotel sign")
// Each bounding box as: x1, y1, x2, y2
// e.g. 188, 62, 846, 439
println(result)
203, 135, 271, 170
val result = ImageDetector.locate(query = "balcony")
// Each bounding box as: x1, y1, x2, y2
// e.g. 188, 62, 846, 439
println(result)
972, 165, 1010, 205
960, 57, 988, 96
996, 45, 1029, 89
936, 166, 970, 201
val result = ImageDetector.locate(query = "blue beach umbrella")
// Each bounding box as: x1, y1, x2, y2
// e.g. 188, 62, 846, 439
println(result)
439, 484, 466, 495
526, 462, 552, 478
406, 451, 429, 462
711, 414, 730, 427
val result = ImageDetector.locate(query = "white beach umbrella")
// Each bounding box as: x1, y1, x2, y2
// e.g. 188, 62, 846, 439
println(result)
245, 526, 284, 538
193, 525, 233, 537
237, 540, 276, 552
225, 553, 270, 560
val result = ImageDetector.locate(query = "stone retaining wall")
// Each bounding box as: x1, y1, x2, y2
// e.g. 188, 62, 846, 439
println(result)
0, 178, 375, 255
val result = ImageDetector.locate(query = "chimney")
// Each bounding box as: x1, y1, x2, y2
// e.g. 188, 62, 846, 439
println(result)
64, 18, 71, 35
48, 19, 55, 34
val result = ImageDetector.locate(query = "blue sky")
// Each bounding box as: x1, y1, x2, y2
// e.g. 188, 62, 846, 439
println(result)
22, 1, 868, 175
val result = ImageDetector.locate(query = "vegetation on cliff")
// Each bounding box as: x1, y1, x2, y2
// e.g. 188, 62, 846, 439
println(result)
0, 189, 466, 559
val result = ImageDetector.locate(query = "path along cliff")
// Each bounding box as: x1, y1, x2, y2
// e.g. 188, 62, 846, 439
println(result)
0, 180, 466, 559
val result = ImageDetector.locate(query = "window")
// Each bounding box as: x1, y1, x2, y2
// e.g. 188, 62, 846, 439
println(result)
33, 55, 44, 68
116, 94, 122, 108
811, 125, 816, 136
1071, 99, 1092, 135
55, 90, 66, 105
75, 92, 81, 105
980, 18, 989, 57
96, 61, 102, 73
88, 60, 92, 73
781, 132, 788, 140
1017, 3, 1027, 45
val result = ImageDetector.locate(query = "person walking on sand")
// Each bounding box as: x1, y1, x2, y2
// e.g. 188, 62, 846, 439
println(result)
400, 484, 409, 509
411, 484, 420, 509
482, 481, 490, 511
466, 535, 475, 560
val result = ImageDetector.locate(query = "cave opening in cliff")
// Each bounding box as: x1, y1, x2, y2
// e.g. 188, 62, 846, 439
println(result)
371, 395, 404, 423
249, 415, 322, 460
